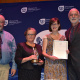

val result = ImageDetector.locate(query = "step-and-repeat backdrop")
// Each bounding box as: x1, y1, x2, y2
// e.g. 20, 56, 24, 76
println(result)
0, 0, 80, 80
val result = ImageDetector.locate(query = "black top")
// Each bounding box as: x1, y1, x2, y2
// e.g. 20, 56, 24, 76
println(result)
15, 42, 44, 70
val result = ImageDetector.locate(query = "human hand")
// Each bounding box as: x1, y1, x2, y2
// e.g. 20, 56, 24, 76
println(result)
66, 50, 69, 54
50, 56, 59, 61
36, 59, 44, 65
11, 69, 16, 76
30, 55, 37, 60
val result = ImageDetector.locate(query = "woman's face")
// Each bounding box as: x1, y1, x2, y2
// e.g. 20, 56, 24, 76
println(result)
51, 21, 60, 32
26, 30, 36, 42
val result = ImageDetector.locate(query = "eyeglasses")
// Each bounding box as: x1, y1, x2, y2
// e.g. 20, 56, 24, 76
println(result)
27, 34, 35, 36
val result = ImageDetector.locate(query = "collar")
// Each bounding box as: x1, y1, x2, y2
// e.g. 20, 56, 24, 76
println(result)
0, 30, 3, 34
71, 23, 79, 29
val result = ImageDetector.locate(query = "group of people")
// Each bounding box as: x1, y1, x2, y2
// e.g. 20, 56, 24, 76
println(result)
0, 8, 80, 80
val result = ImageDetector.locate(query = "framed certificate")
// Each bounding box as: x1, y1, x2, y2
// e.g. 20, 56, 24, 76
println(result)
53, 40, 68, 59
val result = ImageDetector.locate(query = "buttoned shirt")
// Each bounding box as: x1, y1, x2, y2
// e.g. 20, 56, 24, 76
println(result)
0, 30, 17, 70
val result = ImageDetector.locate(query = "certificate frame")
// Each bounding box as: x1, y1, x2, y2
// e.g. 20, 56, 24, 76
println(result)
53, 40, 68, 59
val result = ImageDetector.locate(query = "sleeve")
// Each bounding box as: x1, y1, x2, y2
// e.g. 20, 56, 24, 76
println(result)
15, 43, 23, 67
11, 38, 17, 70
42, 35, 47, 39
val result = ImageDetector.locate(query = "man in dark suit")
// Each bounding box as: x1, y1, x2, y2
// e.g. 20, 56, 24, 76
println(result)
65, 8, 80, 80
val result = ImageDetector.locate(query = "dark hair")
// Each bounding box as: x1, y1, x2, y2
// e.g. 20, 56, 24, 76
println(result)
24, 27, 37, 36
49, 17, 61, 32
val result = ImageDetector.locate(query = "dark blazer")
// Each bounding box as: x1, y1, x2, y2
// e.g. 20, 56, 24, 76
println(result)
65, 23, 80, 66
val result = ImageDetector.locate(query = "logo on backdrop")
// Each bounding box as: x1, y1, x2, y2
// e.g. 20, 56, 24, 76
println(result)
4, 20, 8, 26
34, 29, 67, 46
58, 5, 74, 12
58, 5, 64, 12
21, 7, 41, 13
9, 20, 22, 25
39, 18, 50, 25
21, 7, 27, 13
4, 20, 22, 26
39, 18, 45, 25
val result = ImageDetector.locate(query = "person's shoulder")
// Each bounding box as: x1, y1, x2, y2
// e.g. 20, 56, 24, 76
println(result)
61, 35, 65, 38
4, 30, 12, 35
18, 42, 25, 46
3, 30, 14, 38
60, 35, 66, 40
17, 42, 26, 48
43, 34, 50, 39
65, 27, 71, 34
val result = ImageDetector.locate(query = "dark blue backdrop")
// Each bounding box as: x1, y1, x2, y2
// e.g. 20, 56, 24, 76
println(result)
0, 0, 80, 80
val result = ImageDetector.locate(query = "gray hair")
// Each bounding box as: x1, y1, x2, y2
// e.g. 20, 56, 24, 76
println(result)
68, 8, 79, 17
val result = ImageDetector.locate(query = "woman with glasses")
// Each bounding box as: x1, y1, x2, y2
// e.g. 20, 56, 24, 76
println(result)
15, 27, 44, 80
42, 18, 69, 80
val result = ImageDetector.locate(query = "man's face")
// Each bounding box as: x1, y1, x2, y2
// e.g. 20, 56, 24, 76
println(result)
69, 9, 79, 25
0, 16, 5, 31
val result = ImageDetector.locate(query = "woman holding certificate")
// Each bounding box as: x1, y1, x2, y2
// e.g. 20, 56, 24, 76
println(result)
42, 18, 68, 80
15, 27, 44, 80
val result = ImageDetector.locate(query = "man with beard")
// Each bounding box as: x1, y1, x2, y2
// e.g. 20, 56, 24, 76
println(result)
0, 15, 17, 80
65, 8, 80, 80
